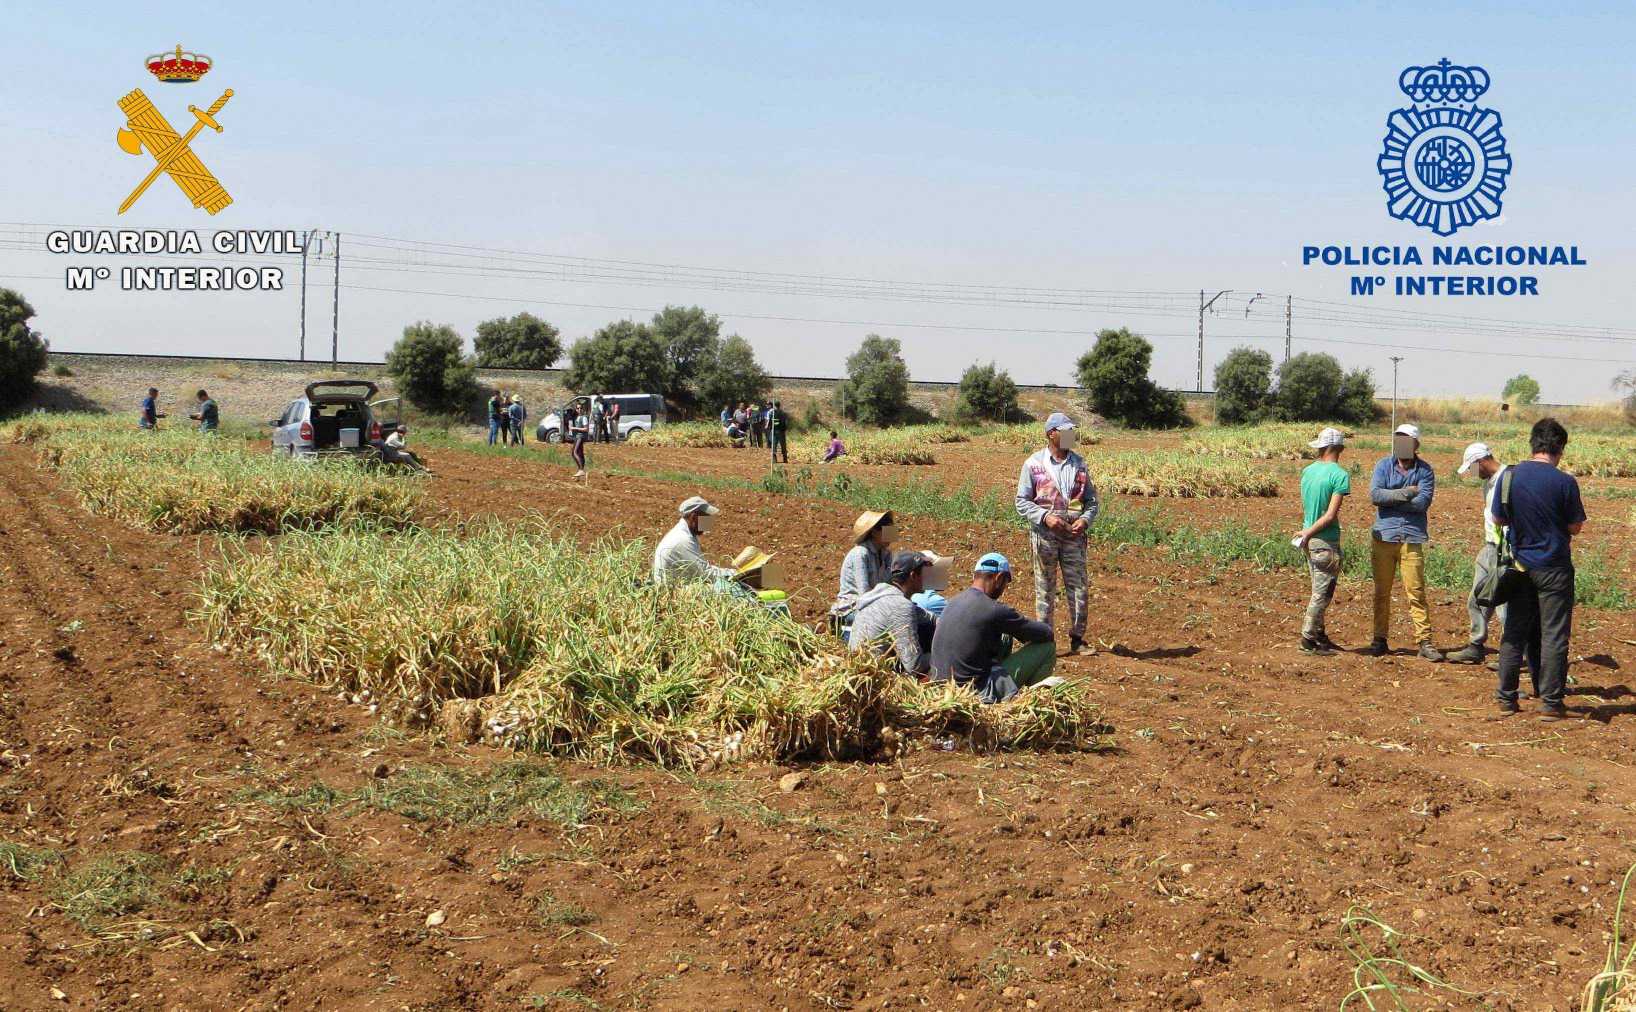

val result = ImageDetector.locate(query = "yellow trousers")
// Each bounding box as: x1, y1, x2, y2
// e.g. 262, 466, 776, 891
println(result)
1371, 536, 1433, 644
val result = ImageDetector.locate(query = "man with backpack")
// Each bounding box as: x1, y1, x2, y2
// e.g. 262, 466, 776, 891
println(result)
1492, 418, 1586, 721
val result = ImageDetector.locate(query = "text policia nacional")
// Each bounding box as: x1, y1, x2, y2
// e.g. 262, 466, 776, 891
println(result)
1302, 244, 1588, 297
45, 230, 304, 292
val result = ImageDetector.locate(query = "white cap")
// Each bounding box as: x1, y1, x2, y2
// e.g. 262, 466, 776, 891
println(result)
678, 496, 720, 517
1393, 423, 1421, 441
1308, 426, 1345, 449
1457, 442, 1494, 475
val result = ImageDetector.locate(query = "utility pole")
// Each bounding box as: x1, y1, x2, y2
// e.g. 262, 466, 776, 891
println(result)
1197, 289, 1232, 391
330, 232, 341, 366
1284, 295, 1292, 364
298, 228, 316, 362
1389, 355, 1405, 429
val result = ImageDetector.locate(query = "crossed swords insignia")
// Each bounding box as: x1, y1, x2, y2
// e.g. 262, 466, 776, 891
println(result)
115, 88, 234, 214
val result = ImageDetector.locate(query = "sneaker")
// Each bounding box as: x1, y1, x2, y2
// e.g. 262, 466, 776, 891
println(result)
1365, 638, 1389, 657
1496, 699, 1519, 715
1315, 635, 1343, 653
1537, 704, 1568, 722
1417, 643, 1446, 663
1300, 637, 1336, 656
1485, 659, 1500, 672
1069, 638, 1097, 657
1030, 676, 1067, 690
1445, 644, 1484, 665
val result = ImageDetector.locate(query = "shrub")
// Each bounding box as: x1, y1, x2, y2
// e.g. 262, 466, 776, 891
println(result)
951, 362, 1024, 423
650, 305, 722, 412
0, 288, 49, 411
385, 322, 479, 414
52, 364, 73, 377
696, 334, 772, 411
835, 334, 911, 425
564, 319, 669, 396
1213, 347, 1274, 424
1075, 328, 1191, 429
1502, 373, 1541, 406
473, 312, 561, 370
1274, 352, 1373, 424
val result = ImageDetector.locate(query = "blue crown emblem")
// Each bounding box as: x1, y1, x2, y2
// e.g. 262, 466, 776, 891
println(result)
1377, 59, 1511, 236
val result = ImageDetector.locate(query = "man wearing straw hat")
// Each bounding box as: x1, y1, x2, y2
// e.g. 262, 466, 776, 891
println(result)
1015, 412, 1099, 656
653, 496, 737, 584
828, 510, 896, 634
849, 551, 950, 676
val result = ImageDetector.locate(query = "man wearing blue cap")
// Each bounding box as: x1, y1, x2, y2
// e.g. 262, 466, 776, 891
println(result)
929, 553, 1059, 703
1015, 412, 1099, 655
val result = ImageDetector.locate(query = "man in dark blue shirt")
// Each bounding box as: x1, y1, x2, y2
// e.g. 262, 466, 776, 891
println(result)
929, 553, 1058, 703
1492, 417, 1586, 720
139, 387, 165, 429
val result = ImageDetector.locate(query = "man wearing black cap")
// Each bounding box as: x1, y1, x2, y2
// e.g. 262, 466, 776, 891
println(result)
848, 551, 936, 676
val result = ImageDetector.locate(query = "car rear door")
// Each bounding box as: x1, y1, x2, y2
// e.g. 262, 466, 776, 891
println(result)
369, 397, 402, 433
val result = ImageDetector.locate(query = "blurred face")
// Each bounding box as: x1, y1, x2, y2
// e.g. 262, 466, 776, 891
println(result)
1053, 428, 1078, 452
874, 523, 896, 546
693, 512, 716, 535
923, 563, 949, 593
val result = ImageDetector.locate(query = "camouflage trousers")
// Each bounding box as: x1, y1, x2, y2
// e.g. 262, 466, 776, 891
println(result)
1029, 529, 1088, 641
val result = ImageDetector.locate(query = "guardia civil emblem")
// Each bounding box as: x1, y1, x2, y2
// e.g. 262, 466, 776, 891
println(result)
1377, 59, 1511, 236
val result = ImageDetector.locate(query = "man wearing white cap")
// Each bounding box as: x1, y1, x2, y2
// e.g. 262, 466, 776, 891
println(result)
652, 496, 736, 584
1448, 442, 1524, 668
1293, 427, 1351, 654
1015, 411, 1099, 656
1367, 423, 1443, 661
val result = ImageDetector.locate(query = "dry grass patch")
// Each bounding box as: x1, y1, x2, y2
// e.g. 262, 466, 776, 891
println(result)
1095, 450, 1279, 498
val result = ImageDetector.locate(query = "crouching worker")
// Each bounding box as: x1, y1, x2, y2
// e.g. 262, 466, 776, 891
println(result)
382, 425, 429, 472
848, 551, 939, 676
728, 546, 791, 618
929, 553, 1060, 703
653, 496, 737, 584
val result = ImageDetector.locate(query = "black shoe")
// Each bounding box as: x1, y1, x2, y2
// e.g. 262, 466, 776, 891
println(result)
1537, 704, 1568, 722
1365, 638, 1388, 657
1315, 635, 1342, 652
1496, 699, 1519, 715
1300, 637, 1336, 656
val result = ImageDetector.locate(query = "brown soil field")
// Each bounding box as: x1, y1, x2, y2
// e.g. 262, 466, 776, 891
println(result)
2, 435, 1636, 1010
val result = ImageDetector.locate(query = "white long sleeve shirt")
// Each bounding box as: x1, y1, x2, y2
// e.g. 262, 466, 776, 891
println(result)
652, 519, 736, 584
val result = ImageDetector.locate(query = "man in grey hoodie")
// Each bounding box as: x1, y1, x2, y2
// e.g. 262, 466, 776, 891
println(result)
848, 551, 937, 676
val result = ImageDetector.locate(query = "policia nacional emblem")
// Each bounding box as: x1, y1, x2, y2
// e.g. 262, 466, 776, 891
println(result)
1377, 59, 1511, 237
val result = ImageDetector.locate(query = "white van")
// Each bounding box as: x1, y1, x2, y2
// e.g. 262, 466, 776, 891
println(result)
536, 393, 665, 442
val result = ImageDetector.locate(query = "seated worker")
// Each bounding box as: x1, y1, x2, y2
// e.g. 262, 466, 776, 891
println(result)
822, 430, 847, 463
725, 421, 747, 448
829, 510, 895, 635
908, 552, 952, 653
653, 496, 736, 584
727, 546, 791, 618
929, 553, 1061, 703
849, 551, 938, 676
382, 424, 428, 471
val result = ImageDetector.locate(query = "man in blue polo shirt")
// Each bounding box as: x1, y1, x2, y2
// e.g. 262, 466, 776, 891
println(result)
1492, 417, 1586, 721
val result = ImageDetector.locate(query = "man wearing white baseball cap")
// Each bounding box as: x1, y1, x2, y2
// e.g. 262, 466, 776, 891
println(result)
652, 496, 737, 584
1293, 427, 1351, 654
1366, 423, 1444, 661
1015, 411, 1099, 656
1446, 442, 1516, 666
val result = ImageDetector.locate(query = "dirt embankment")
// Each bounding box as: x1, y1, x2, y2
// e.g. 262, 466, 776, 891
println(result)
1, 441, 1634, 1009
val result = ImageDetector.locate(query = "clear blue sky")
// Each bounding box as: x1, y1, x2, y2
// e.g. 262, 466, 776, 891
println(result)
5, 0, 1633, 401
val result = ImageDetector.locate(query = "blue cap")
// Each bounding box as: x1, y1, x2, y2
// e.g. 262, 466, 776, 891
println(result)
974, 552, 1011, 575
1045, 411, 1076, 434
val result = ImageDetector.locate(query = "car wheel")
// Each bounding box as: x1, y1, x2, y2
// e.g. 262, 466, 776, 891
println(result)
545, 429, 562, 444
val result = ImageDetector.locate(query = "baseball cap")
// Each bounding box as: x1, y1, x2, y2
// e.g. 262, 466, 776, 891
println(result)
1044, 412, 1076, 434
888, 551, 933, 582
1308, 427, 1345, 449
1393, 423, 1421, 441
678, 496, 719, 517
1457, 442, 1494, 475
974, 552, 1012, 575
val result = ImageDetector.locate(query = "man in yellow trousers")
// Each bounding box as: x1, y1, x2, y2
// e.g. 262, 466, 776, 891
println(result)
1366, 423, 1444, 661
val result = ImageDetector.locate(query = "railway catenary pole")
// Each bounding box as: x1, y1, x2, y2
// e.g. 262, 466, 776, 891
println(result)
1196, 289, 1232, 391
1389, 355, 1404, 429
1285, 295, 1292, 364
298, 228, 315, 362
331, 232, 341, 366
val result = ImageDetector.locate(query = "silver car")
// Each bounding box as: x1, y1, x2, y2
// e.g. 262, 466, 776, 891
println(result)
270, 380, 401, 458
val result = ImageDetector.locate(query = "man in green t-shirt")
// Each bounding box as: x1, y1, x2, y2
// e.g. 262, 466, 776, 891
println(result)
1293, 427, 1352, 655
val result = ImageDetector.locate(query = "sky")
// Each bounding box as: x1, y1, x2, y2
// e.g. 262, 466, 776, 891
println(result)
4, 0, 1634, 402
